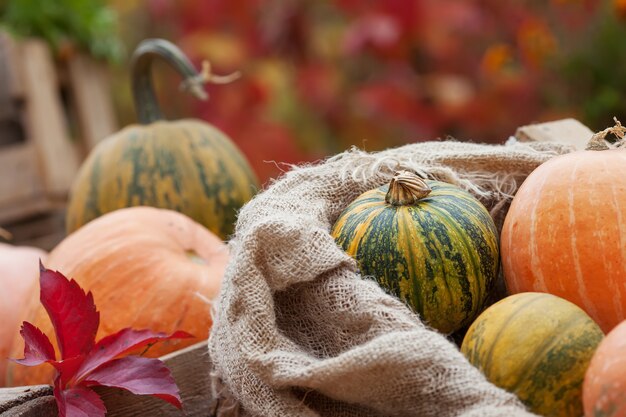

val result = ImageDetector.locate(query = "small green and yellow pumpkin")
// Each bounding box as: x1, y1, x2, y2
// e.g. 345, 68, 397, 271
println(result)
331, 171, 499, 334
461, 292, 604, 417
65, 39, 259, 240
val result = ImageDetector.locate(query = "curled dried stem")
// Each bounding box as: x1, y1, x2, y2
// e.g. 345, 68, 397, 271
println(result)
180, 60, 241, 101
586, 117, 626, 151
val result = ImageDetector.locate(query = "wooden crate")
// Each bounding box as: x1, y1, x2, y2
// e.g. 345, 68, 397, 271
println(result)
514, 118, 594, 150
0, 209, 66, 251
0, 32, 118, 239
0, 342, 215, 416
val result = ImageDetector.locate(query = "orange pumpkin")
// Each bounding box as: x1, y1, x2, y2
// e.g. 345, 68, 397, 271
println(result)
583, 319, 626, 417
501, 129, 626, 333
0, 243, 47, 386
6, 206, 229, 386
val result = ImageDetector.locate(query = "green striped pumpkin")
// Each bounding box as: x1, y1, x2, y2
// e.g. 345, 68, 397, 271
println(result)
461, 292, 604, 417
331, 171, 499, 334
66, 39, 258, 239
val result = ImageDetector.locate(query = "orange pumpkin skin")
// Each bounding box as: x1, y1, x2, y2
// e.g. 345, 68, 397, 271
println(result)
0, 244, 47, 386
583, 320, 626, 417
6, 206, 229, 386
501, 149, 626, 333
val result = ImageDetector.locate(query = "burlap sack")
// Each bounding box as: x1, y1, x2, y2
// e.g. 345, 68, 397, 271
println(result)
208, 139, 575, 417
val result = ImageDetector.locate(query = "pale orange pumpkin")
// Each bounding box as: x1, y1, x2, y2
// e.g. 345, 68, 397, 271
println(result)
583, 319, 626, 417
501, 127, 626, 333
0, 243, 47, 386
5, 206, 229, 386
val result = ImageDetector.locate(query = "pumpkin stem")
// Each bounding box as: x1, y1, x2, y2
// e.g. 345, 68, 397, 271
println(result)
385, 171, 432, 206
131, 38, 241, 124
586, 117, 626, 151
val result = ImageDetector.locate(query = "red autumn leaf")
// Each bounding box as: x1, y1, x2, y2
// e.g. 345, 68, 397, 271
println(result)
54, 382, 106, 417
39, 262, 100, 359
13, 264, 190, 417
74, 328, 193, 382
52, 355, 88, 388
83, 356, 182, 409
11, 322, 56, 366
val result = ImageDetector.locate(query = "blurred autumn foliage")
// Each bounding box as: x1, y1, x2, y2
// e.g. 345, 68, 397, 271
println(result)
107, 0, 626, 183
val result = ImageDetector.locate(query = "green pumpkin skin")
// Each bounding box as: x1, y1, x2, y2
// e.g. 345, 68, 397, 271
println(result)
331, 179, 499, 334
66, 120, 259, 240
461, 292, 604, 417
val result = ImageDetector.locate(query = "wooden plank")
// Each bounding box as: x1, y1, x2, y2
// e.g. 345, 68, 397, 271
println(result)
65, 53, 118, 153
0, 341, 216, 416
0, 144, 43, 208
98, 341, 216, 416
0, 33, 26, 146
0, 227, 11, 240
19, 39, 79, 197
0, 199, 54, 228
0, 35, 16, 127
3, 209, 66, 250
0, 386, 52, 414
0, 32, 25, 99
10, 230, 65, 252
0, 396, 57, 417
514, 118, 593, 150
0, 143, 52, 225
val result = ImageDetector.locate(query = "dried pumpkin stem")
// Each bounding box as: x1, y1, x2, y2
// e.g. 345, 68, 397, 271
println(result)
179, 60, 241, 100
385, 171, 432, 206
131, 39, 240, 124
586, 117, 626, 151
